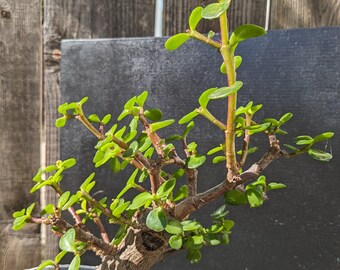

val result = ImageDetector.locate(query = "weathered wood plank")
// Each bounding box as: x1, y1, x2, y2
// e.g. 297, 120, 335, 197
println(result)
228, 0, 267, 30
0, 0, 42, 269
163, 0, 267, 36
43, 0, 156, 259
270, 0, 340, 29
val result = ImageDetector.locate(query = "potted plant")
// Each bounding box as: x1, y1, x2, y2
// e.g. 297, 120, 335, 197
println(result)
14, 1, 333, 270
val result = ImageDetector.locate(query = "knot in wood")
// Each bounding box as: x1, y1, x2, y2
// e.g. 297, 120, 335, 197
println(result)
0, 9, 11, 19
141, 231, 164, 251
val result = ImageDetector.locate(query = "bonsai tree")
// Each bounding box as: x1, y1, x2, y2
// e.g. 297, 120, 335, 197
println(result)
13, 1, 333, 270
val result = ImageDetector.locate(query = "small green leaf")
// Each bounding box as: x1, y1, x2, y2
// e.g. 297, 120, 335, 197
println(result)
189, 6, 203, 30
213, 156, 226, 164
234, 55, 243, 69
207, 30, 215, 39
56, 117, 67, 128
211, 205, 229, 220
80, 172, 95, 191
165, 220, 183, 235
246, 188, 264, 208
59, 228, 76, 252
13, 215, 28, 230
198, 87, 218, 108
79, 96, 88, 105
169, 235, 183, 250
267, 182, 287, 191
186, 155, 206, 169
165, 134, 183, 143
58, 191, 71, 208
55, 250, 67, 264
13, 208, 26, 218
88, 114, 100, 123
109, 157, 121, 173
313, 132, 334, 143
37, 260, 55, 270
201, 1, 230, 20
150, 119, 175, 132
224, 189, 247, 205
308, 148, 333, 162
230, 24, 266, 50
179, 110, 199, 124
207, 145, 223, 155
138, 169, 148, 183
144, 109, 162, 121
128, 192, 153, 210
40, 204, 55, 215
220, 62, 226, 74
156, 178, 176, 199
124, 96, 137, 110
208, 81, 243, 100
182, 220, 201, 231
62, 193, 81, 211
136, 91, 148, 107
117, 109, 130, 121
183, 121, 195, 138
186, 249, 201, 264
62, 158, 77, 169
25, 202, 35, 217
102, 114, 111, 125
146, 207, 168, 232
69, 254, 81, 270
279, 112, 293, 123
112, 201, 130, 218
174, 185, 188, 201
165, 33, 190, 51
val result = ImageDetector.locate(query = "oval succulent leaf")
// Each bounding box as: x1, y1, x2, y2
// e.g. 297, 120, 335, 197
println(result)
189, 6, 203, 30
88, 114, 100, 123
56, 117, 67, 128
267, 182, 287, 191
102, 114, 111, 125
230, 24, 266, 49
174, 185, 189, 201
313, 132, 334, 143
156, 178, 176, 199
128, 192, 153, 210
245, 188, 264, 208
279, 112, 293, 123
144, 109, 162, 121
136, 91, 148, 107
208, 81, 243, 100
308, 148, 333, 162
234, 55, 243, 69
146, 207, 168, 232
150, 119, 175, 132
224, 189, 248, 205
165, 33, 190, 51
165, 219, 183, 235
69, 254, 81, 270
186, 155, 206, 169
179, 110, 199, 124
169, 235, 183, 250
198, 87, 218, 107
59, 228, 76, 252
201, 1, 230, 20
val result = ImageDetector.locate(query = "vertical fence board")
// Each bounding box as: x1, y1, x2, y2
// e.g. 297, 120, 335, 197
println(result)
270, 0, 340, 29
43, 0, 155, 259
0, 0, 41, 269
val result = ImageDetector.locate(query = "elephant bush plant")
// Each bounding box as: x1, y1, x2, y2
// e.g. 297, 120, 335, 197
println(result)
13, 1, 333, 269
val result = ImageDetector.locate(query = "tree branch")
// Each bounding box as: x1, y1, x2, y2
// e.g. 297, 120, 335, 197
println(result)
174, 134, 286, 219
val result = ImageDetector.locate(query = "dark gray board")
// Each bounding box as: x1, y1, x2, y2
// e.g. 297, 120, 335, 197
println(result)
61, 28, 340, 269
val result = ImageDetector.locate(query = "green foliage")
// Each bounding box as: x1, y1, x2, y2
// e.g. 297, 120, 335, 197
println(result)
18, 2, 334, 268
208, 81, 243, 99
165, 33, 191, 51
201, 0, 231, 19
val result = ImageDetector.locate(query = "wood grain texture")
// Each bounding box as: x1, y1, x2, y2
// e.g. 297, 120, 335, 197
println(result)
270, 0, 340, 29
43, 0, 155, 259
228, 0, 267, 30
0, 0, 42, 269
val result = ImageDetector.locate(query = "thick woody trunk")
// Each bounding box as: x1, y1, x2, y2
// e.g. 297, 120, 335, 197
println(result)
96, 227, 168, 270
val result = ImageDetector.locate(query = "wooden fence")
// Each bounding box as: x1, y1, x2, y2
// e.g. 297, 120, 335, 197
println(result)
0, 0, 339, 269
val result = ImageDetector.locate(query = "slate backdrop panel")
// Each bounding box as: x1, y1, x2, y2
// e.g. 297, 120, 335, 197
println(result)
61, 28, 340, 269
